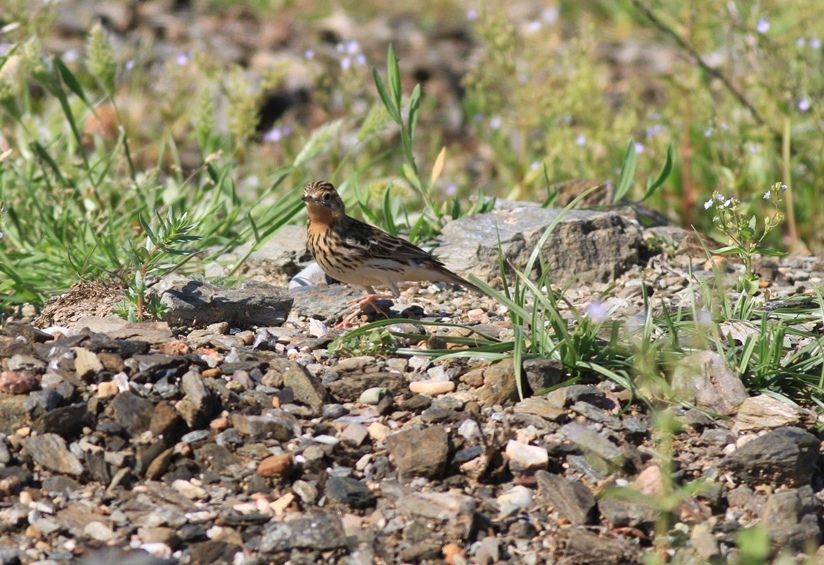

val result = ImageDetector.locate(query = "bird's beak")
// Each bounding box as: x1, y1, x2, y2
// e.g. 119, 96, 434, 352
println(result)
301, 194, 311, 202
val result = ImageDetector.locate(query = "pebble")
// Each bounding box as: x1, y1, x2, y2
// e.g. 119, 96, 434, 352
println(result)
408, 380, 455, 395
504, 440, 548, 471
257, 454, 295, 478
358, 387, 391, 405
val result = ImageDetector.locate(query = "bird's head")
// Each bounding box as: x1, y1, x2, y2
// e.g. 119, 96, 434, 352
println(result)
302, 181, 345, 222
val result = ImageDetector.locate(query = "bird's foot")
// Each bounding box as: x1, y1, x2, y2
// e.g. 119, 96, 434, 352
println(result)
335, 294, 394, 329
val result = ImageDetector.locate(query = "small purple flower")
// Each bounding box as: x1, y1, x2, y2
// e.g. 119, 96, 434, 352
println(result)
719, 122, 729, 131
704, 198, 713, 210
525, 20, 542, 34
444, 182, 457, 196
0, 43, 9, 57
530, 161, 541, 171
281, 125, 293, 136
798, 98, 811, 112
575, 134, 586, 146
467, 8, 478, 21
264, 128, 283, 143
345, 40, 360, 54
584, 300, 608, 323
634, 142, 645, 154
489, 115, 502, 129
645, 124, 663, 138
175, 52, 189, 66
303, 48, 315, 59
125, 59, 135, 71
340, 57, 352, 70
63, 49, 78, 62
704, 127, 714, 137
812, 37, 822, 49
355, 53, 367, 66
746, 143, 758, 154
541, 6, 559, 24
756, 17, 770, 34
796, 37, 806, 48
335, 43, 345, 53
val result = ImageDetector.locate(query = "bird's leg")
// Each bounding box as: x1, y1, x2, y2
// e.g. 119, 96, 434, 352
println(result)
335, 293, 394, 329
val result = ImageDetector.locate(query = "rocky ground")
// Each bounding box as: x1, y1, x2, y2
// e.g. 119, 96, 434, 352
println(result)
2, 202, 824, 564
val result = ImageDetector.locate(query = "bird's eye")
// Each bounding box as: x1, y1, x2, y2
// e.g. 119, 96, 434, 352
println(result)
322, 192, 331, 202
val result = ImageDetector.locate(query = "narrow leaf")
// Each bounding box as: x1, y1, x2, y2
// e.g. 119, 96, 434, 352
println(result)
614, 139, 637, 203
642, 143, 674, 201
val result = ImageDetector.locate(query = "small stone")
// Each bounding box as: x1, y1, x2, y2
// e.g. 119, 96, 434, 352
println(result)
260, 512, 346, 553
536, 470, 596, 525
23, 433, 83, 476
387, 426, 449, 478
0, 371, 39, 394
733, 394, 803, 432
111, 392, 154, 436
560, 422, 624, 466
96, 381, 118, 399
409, 380, 455, 395
72, 347, 104, 378
504, 440, 548, 471
457, 419, 481, 441
358, 387, 391, 405
467, 360, 518, 406
340, 423, 369, 446
172, 479, 208, 500
231, 411, 296, 441
496, 485, 534, 516
325, 476, 376, 509
514, 397, 565, 421
282, 362, 327, 416
367, 421, 390, 442
83, 521, 114, 542
257, 454, 295, 479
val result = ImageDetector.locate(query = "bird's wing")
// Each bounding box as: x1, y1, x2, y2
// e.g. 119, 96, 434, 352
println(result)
340, 217, 446, 267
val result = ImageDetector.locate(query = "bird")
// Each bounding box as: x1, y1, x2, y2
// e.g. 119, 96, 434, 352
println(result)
302, 180, 479, 325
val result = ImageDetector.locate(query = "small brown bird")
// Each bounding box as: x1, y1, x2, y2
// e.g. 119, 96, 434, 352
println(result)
302, 181, 477, 323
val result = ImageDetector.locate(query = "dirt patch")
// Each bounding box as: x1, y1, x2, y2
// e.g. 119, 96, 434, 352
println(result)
35, 281, 125, 327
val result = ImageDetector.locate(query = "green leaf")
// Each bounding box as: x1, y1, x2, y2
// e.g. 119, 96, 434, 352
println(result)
371, 68, 401, 124
642, 143, 674, 201
614, 139, 637, 203
382, 185, 398, 235
387, 44, 402, 113
54, 56, 93, 111
408, 83, 421, 140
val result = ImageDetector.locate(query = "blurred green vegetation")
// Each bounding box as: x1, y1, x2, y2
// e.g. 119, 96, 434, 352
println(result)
0, 0, 823, 309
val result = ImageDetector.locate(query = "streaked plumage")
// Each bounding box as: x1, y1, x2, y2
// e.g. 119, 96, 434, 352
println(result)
302, 181, 478, 299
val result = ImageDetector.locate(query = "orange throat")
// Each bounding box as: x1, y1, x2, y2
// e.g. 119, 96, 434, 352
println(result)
306, 202, 340, 232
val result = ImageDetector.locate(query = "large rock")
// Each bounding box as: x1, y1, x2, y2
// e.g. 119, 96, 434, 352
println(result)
670, 351, 748, 415
436, 206, 643, 284
721, 427, 820, 486
762, 486, 820, 550
223, 225, 312, 285
386, 426, 450, 478
160, 279, 292, 328
23, 433, 84, 476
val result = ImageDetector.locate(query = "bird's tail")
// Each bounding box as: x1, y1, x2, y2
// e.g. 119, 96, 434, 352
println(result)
440, 268, 484, 295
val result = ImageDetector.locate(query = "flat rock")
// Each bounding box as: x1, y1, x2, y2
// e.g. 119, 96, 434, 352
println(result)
327, 372, 406, 402
160, 279, 292, 328
598, 495, 658, 528
505, 440, 548, 471
288, 285, 363, 322
670, 351, 748, 415
721, 426, 820, 486
522, 357, 566, 393
231, 411, 296, 441
259, 512, 347, 553
536, 470, 596, 525
23, 433, 84, 476
325, 476, 376, 509
733, 394, 804, 432
69, 316, 172, 344
386, 426, 449, 478
438, 206, 643, 284
560, 526, 640, 564
395, 489, 476, 522
560, 422, 624, 466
